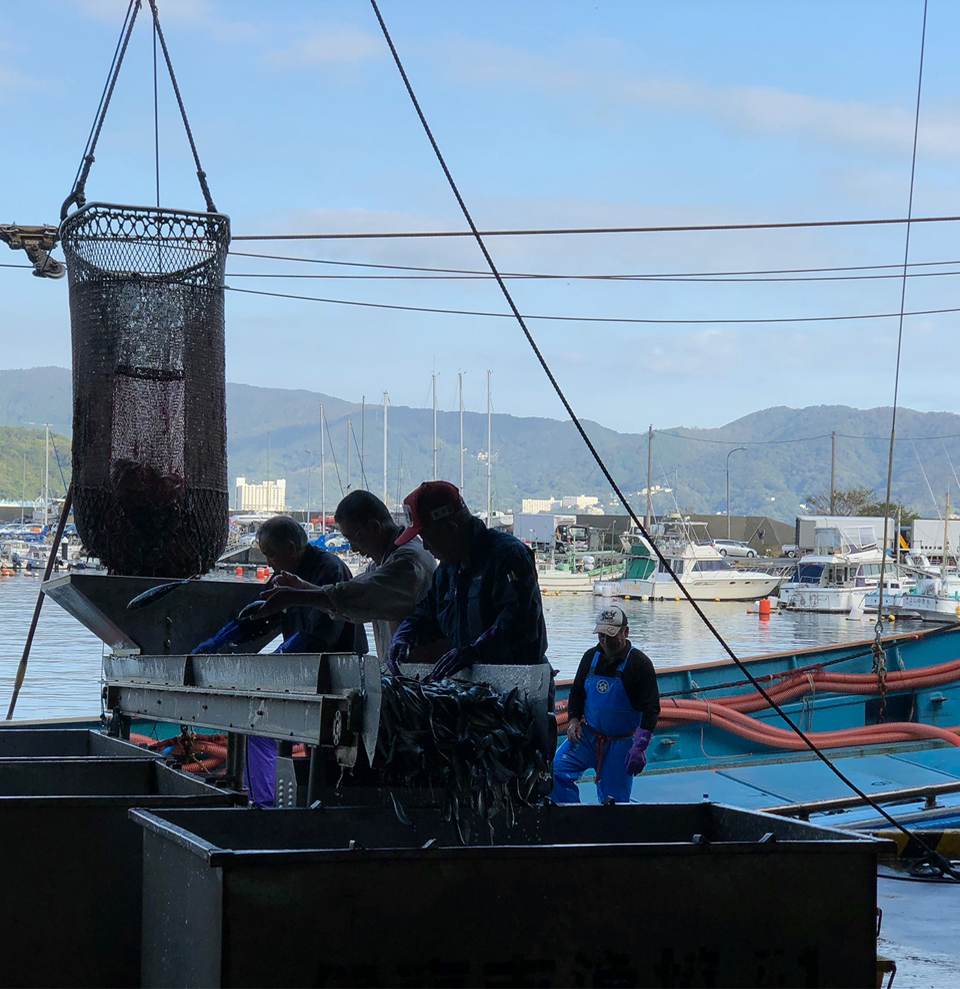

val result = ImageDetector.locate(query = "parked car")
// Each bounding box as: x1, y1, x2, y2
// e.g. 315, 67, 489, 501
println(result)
711, 539, 757, 558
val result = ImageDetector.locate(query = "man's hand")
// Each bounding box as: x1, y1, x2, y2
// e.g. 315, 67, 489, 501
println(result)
566, 716, 583, 744
386, 638, 410, 676
259, 573, 331, 617
428, 646, 475, 682
272, 571, 314, 592
625, 727, 652, 775
192, 620, 243, 655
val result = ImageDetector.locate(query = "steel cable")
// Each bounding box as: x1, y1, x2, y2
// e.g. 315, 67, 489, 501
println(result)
368, 0, 957, 875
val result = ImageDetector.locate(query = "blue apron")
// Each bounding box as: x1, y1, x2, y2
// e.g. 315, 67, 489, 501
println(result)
583, 650, 641, 738
552, 649, 641, 803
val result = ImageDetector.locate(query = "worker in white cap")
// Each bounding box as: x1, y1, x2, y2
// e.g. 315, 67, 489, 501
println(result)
552, 605, 659, 803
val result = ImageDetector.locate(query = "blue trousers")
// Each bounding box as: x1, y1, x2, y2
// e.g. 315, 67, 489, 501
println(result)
552, 727, 633, 804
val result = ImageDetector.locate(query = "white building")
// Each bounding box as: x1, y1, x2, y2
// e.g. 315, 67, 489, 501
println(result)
521, 498, 557, 513
235, 477, 286, 512
561, 495, 599, 511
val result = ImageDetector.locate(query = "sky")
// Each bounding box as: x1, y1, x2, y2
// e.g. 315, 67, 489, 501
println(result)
2, 0, 959, 434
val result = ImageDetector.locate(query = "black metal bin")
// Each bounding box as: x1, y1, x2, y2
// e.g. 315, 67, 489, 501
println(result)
0, 758, 240, 988
133, 802, 892, 988
0, 728, 150, 759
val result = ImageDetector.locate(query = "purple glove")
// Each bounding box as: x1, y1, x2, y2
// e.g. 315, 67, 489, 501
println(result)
386, 637, 410, 676
429, 646, 475, 682
625, 728, 652, 776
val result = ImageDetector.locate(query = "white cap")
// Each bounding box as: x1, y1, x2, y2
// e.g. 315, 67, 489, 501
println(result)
594, 605, 627, 636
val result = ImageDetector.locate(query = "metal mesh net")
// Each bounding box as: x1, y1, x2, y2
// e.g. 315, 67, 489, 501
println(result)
60, 203, 231, 577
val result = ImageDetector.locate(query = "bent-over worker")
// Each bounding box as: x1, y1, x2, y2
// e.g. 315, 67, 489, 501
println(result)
388, 481, 548, 680
192, 515, 367, 807
258, 490, 436, 667
552, 605, 659, 804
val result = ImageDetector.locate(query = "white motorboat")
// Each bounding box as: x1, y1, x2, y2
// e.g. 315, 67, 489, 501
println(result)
780, 524, 888, 613
862, 571, 917, 613
595, 518, 781, 602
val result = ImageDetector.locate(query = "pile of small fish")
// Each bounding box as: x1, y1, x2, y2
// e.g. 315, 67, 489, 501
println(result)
377, 675, 549, 839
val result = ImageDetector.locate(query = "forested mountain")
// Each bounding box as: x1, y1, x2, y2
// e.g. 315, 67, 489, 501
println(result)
1, 366, 956, 519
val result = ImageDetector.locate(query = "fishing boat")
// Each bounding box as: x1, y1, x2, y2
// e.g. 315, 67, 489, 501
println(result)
779, 523, 888, 613
537, 558, 622, 594
595, 518, 781, 602
555, 622, 960, 827
891, 573, 960, 624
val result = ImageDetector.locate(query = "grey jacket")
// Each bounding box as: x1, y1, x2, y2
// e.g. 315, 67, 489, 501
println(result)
320, 537, 436, 663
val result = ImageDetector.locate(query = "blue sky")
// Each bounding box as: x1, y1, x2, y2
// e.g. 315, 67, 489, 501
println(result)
2, 0, 958, 432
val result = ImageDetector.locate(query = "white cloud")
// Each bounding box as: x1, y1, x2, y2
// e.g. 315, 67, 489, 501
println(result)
263, 26, 383, 70
441, 37, 960, 162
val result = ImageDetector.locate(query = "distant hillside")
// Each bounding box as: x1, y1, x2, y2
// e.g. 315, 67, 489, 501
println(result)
0, 426, 71, 503
0, 366, 958, 519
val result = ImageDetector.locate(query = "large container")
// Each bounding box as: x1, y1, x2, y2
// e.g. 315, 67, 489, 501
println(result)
0, 758, 240, 988
0, 728, 148, 759
133, 802, 890, 988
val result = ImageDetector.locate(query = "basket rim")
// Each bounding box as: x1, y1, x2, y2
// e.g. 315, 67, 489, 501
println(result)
60, 201, 231, 236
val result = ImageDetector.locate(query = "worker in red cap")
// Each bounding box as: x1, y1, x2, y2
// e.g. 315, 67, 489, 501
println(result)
388, 480, 548, 679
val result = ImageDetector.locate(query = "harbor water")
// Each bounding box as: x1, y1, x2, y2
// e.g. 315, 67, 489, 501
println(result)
1, 573, 882, 721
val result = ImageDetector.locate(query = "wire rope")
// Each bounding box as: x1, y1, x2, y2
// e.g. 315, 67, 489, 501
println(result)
228, 248, 960, 281
223, 267, 960, 284
368, 0, 957, 876
223, 284, 960, 327
876, 0, 928, 638
232, 212, 960, 241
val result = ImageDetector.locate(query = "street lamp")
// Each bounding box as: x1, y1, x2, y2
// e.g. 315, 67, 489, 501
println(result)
726, 447, 746, 539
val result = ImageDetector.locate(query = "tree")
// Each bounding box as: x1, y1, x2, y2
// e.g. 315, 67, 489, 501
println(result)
804, 485, 919, 522
804, 485, 876, 516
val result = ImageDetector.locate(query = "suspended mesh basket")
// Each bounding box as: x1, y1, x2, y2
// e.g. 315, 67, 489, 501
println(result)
60, 203, 231, 577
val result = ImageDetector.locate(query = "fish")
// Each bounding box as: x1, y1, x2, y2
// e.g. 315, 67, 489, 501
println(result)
376, 673, 548, 844
126, 579, 191, 610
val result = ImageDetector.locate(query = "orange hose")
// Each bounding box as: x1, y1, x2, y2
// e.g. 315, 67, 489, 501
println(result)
657, 697, 960, 750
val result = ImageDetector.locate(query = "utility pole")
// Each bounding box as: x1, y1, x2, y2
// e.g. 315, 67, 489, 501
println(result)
383, 391, 388, 507
459, 372, 464, 491
319, 405, 325, 535
361, 395, 366, 489
726, 447, 746, 540
645, 424, 653, 531
432, 372, 438, 481
830, 431, 836, 514
486, 370, 492, 524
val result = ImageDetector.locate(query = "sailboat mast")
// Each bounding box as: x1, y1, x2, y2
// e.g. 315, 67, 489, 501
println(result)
346, 420, 352, 491
486, 370, 492, 525
320, 404, 325, 536
361, 395, 366, 490
942, 492, 950, 581
44, 424, 50, 528
432, 372, 438, 480
383, 391, 388, 506
459, 372, 464, 491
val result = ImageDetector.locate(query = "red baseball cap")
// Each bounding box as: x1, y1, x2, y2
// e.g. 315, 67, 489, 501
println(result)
395, 480, 466, 546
